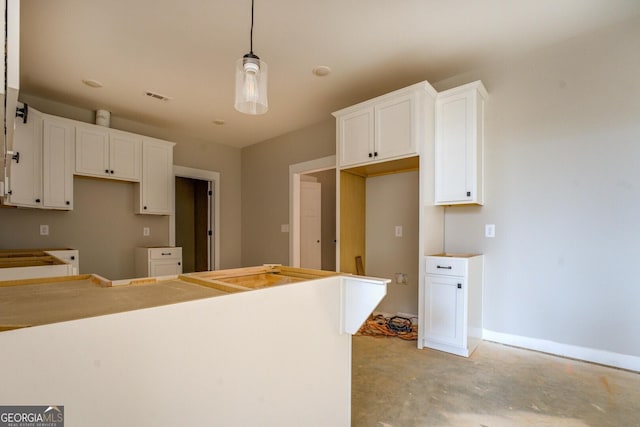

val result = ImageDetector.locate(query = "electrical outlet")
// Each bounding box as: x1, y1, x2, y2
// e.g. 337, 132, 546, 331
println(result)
395, 225, 403, 237
40, 225, 49, 236
394, 272, 408, 285
485, 224, 495, 238
143, 227, 150, 236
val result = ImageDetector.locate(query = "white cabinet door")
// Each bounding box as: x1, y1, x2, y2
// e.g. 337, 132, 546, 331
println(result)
375, 92, 416, 161
109, 132, 141, 181
435, 81, 486, 205
43, 116, 74, 209
136, 138, 174, 215
424, 275, 465, 348
75, 125, 110, 178
6, 107, 43, 208
149, 259, 183, 277
338, 107, 374, 167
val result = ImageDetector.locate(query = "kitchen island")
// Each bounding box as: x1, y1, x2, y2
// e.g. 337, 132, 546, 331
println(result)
0, 265, 388, 426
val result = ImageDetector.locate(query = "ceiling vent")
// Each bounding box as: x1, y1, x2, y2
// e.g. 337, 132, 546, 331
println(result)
144, 91, 172, 101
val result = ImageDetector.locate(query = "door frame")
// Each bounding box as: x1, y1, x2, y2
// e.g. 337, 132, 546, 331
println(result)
289, 155, 336, 267
170, 165, 220, 271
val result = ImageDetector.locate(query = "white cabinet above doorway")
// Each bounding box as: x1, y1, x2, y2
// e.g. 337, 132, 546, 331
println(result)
333, 82, 437, 169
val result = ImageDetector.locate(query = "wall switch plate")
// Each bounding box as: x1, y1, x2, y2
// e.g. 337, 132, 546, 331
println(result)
40, 225, 49, 236
281, 224, 290, 233
143, 227, 150, 236
395, 225, 403, 237
485, 224, 495, 238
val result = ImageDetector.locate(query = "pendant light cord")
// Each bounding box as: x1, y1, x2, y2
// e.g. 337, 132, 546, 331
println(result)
249, 0, 254, 54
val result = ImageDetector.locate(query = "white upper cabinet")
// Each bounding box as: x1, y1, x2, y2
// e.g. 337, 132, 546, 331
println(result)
435, 81, 487, 205
42, 115, 75, 209
4, 108, 75, 210
334, 82, 436, 168
135, 137, 175, 215
5, 106, 43, 208
75, 125, 141, 181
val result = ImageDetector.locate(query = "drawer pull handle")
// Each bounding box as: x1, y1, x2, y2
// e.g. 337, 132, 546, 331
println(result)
436, 265, 452, 270
161, 252, 172, 256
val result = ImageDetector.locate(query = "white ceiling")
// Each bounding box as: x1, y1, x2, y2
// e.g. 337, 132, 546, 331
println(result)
19, 0, 640, 148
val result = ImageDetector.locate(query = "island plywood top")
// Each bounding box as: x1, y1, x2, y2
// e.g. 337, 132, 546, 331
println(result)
0, 276, 229, 330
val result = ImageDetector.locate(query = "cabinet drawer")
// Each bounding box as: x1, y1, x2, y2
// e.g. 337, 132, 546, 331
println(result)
148, 247, 182, 260
425, 256, 467, 276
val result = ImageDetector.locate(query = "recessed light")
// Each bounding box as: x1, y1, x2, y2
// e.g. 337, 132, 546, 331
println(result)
212, 119, 226, 125
82, 78, 103, 88
312, 66, 331, 77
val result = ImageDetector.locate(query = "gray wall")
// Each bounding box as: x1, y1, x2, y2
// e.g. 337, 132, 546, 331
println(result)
366, 171, 419, 315
0, 94, 242, 278
436, 17, 640, 357
241, 120, 335, 266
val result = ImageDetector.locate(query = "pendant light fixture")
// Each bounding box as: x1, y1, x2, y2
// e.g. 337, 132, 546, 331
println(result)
234, 0, 268, 115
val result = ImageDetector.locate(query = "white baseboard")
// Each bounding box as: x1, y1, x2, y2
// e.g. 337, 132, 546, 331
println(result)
483, 329, 640, 372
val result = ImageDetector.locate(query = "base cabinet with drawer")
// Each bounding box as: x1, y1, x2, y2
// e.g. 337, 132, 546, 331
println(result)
135, 247, 182, 277
421, 254, 483, 357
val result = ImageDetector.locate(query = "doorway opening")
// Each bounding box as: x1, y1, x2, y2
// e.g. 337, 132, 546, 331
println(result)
289, 156, 336, 270
170, 166, 220, 271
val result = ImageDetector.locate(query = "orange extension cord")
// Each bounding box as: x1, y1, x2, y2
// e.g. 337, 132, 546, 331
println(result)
356, 314, 418, 340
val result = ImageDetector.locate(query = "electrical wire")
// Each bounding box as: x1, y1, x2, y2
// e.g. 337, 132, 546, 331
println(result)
356, 314, 418, 340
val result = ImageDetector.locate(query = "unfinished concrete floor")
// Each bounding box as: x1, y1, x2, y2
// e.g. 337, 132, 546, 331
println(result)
352, 336, 640, 427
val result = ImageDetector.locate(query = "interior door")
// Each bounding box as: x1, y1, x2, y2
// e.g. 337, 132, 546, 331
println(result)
300, 181, 322, 269
175, 176, 211, 273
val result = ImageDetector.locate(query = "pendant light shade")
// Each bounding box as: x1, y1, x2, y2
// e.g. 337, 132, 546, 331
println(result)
235, 53, 268, 115
234, 0, 268, 115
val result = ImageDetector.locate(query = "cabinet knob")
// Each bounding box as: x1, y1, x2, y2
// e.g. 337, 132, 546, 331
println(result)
105, 169, 109, 173
70, 256, 75, 260
457, 283, 462, 289
178, 262, 181, 266
143, 206, 147, 210
466, 191, 471, 197
66, 201, 70, 205
368, 153, 373, 158
35, 198, 41, 203
374, 151, 378, 157
110, 170, 114, 174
